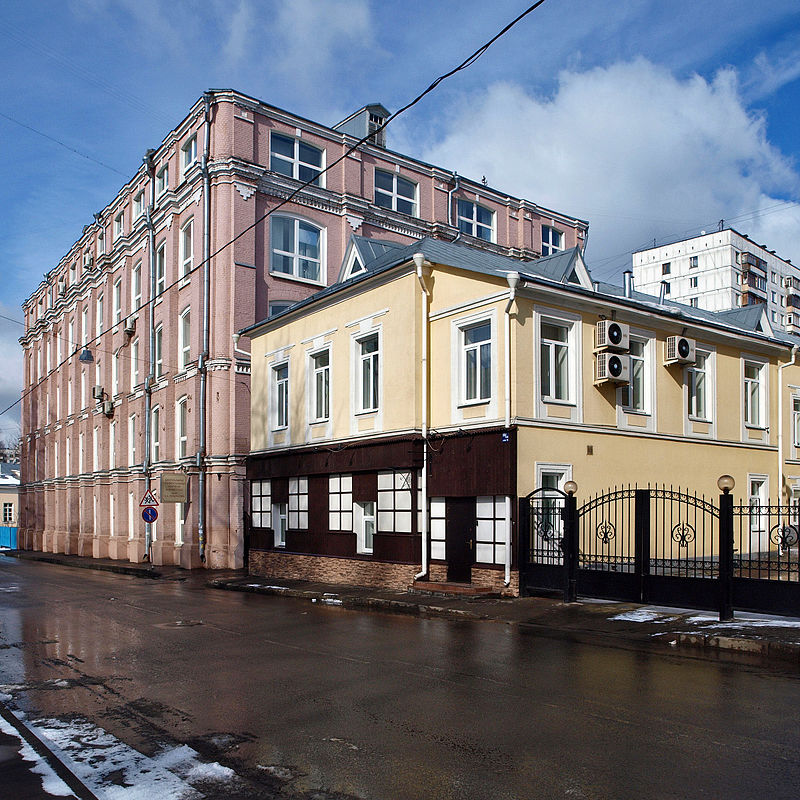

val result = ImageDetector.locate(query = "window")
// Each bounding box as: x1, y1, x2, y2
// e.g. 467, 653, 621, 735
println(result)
113, 279, 122, 324
67, 379, 73, 416
98, 230, 105, 256
132, 261, 142, 313
156, 164, 169, 196
273, 363, 289, 429
663, 282, 671, 295
662, 262, 671, 275
541, 225, 564, 256
180, 219, 193, 278
310, 349, 330, 422
128, 414, 137, 465
133, 191, 144, 219
181, 135, 197, 175
176, 396, 188, 458
288, 477, 308, 529
151, 406, 160, 462
109, 493, 115, 539
328, 474, 353, 531
357, 333, 379, 413
270, 133, 323, 185
96, 294, 104, 337
78, 432, 84, 473
131, 337, 140, 387
154, 325, 163, 378
93, 426, 99, 472
269, 301, 294, 318
270, 216, 323, 283
69, 262, 77, 285
457, 199, 494, 242
377, 470, 412, 533
109, 420, 116, 470
112, 352, 119, 396
178, 308, 191, 370
462, 321, 491, 403
476, 496, 508, 565
114, 212, 124, 239
272, 502, 287, 547
744, 361, 765, 427
688, 351, 709, 420
156, 243, 166, 296
689, 276, 698, 289
690, 298, 699, 308
251, 480, 272, 528
176, 502, 186, 545
2, 503, 13, 524
689, 255, 698, 268
620, 338, 647, 412
540, 321, 571, 402
81, 307, 89, 346
356, 501, 375, 554
374, 169, 417, 216
81, 371, 86, 409
793, 398, 800, 447
65, 438, 71, 476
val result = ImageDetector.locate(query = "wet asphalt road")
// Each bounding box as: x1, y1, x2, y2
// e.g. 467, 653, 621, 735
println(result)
1, 554, 799, 800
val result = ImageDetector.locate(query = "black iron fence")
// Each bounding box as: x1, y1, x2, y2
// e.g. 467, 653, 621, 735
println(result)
520, 485, 800, 618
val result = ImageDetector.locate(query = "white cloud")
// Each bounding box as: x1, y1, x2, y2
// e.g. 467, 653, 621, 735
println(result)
221, 0, 254, 69
417, 59, 800, 279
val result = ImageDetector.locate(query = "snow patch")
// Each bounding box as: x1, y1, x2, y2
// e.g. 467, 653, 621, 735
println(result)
610, 609, 676, 623
686, 615, 800, 628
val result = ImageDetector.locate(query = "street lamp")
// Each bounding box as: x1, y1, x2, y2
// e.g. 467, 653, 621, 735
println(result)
717, 474, 735, 494
78, 348, 94, 363
564, 480, 578, 496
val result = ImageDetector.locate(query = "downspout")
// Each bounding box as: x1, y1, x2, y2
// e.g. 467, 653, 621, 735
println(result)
777, 344, 799, 505
413, 252, 430, 581
447, 172, 461, 242
503, 271, 520, 587
143, 148, 156, 561
197, 92, 212, 564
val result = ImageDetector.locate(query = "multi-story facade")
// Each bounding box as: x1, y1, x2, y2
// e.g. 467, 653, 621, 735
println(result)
632, 229, 800, 331
18, 90, 587, 569
243, 236, 800, 595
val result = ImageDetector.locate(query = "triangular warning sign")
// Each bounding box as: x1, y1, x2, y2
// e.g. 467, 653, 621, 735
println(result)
139, 489, 159, 507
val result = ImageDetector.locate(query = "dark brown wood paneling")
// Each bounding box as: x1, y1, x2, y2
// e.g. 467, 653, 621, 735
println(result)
373, 533, 419, 563
429, 427, 516, 497
352, 472, 378, 502
326, 531, 356, 558
272, 477, 289, 504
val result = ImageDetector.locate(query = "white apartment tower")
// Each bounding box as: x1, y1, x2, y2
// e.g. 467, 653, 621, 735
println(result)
632, 229, 800, 331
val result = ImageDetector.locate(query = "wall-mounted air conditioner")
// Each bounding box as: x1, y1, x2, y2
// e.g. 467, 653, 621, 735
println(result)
57, 280, 66, 295
595, 320, 630, 351
92, 385, 104, 400
595, 352, 630, 384
103, 400, 114, 417
123, 317, 136, 336
664, 335, 696, 365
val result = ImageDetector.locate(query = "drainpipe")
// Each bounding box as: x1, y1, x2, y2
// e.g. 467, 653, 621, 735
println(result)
143, 148, 156, 562
197, 92, 212, 564
777, 344, 799, 505
447, 172, 461, 242
503, 271, 520, 588
413, 252, 430, 581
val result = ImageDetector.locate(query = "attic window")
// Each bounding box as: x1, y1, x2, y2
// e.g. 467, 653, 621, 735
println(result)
566, 268, 580, 284
342, 248, 366, 281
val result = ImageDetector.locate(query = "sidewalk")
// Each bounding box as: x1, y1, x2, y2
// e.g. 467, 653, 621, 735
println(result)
8, 550, 800, 666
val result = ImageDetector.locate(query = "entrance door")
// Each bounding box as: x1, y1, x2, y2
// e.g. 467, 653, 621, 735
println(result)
445, 497, 475, 583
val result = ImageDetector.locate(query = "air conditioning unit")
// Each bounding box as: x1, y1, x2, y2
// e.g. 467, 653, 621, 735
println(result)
92, 385, 104, 400
103, 400, 114, 417
665, 335, 696, 365
57, 280, 66, 295
595, 320, 629, 351
123, 317, 136, 336
595, 352, 629, 384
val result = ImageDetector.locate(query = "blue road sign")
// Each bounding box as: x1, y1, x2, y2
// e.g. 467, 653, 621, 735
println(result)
142, 506, 158, 524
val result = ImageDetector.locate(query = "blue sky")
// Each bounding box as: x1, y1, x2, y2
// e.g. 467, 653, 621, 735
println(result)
2, 0, 800, 434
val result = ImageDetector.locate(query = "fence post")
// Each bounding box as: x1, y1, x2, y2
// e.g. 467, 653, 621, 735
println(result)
718, 491, 734, 621
563, 492, 578, 603
634, 489, 650, 603
518, 498, 529, 585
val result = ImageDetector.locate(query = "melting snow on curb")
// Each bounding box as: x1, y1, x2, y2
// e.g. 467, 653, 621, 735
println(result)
610, 609, 677, 623
28, 717, 236, 799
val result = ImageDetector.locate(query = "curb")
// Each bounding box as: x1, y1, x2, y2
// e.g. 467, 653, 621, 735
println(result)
6, 551, 162, 579
667, 631, 800, 664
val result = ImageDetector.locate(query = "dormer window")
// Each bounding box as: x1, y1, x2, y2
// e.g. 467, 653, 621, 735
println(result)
542, 225, 564, 256
270, 133, 323, 186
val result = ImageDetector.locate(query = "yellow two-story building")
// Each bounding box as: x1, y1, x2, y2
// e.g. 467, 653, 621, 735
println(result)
243, 236, 800, 596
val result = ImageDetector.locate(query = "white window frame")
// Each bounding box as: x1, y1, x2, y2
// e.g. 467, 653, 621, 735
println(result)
81, 306, 89, 346
356, 332, 380, 414
181, 134, 197, 177
128, 413, 136, 465
374, 168, 417, 216
178, 307, 191, 371
272, 502, 287, 547
109, 420, 116, 470
180, 218, 193, 278
272, 361, 289, 430
92, 426, 99, 472
113, 279, 122, 324
133, 191, 144, 220
288, 477, 309, 529
132, 261, 142, 313
112, 351, 119, 396
156, 163, 169, 196
535, 308, 582, 422
309, 347, 330, 423
743, 358, 767, 429
269, 132, 324, 186
687, 349, 712, 423
539, 319, 573, 404
114, 211, 124, 239
131, 337, 140, 387
250, 480, 272, 529
269, 215, 325, 285
176, 396, 188, 459
619, 336, 650, 415
151, 405, 160, 462
792, 395, 800, 448
355, 500, 376, 554
456, 199, 494, 242
154, 325, 164, 378
460, 319, 493, 405
155, 242, 166, 297
541, 225, 564, 256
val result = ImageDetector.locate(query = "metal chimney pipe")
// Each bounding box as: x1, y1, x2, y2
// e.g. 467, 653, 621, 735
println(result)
623, 270, 633, 298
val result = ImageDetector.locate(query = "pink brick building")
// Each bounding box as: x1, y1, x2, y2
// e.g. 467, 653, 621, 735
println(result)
18, 89, 588, 569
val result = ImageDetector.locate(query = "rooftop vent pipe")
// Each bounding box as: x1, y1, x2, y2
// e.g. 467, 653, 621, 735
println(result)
659, 280, 668, 305
623, 270, 633, 298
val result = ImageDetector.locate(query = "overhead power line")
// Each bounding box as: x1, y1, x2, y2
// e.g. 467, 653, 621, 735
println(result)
0, 1, 550, 422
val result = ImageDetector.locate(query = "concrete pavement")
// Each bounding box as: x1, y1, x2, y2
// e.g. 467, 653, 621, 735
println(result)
7, 549, 800, 666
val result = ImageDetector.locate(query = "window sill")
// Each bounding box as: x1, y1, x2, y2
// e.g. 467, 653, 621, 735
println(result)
309, 418, 329, 426
458, 398, 490, 409
268, 270, 325, 288
354, 408, 379, 417
541, 398, 576, 408
622, 408, 651, 417
744, 424, 768, 432
178, 278, 191, 289
688, 416, 712, 424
